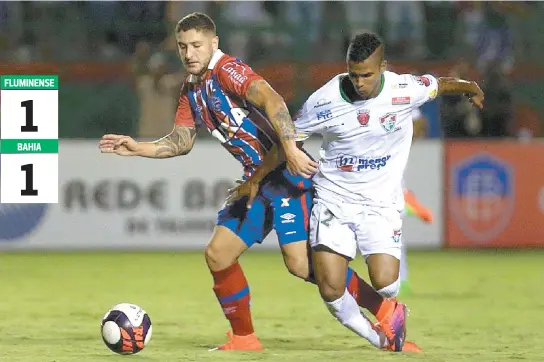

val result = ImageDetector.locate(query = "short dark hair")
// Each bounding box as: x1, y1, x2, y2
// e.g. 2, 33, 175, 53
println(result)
347, 33, 384, 62
176, 12, 216, 34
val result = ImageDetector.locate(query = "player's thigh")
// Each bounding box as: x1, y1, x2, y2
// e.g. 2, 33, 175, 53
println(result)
208, 195, 270, 270
279, 240, 311, 279
269, 189, 313, 279
309, 200, 357, 260
354, 208, 402, 288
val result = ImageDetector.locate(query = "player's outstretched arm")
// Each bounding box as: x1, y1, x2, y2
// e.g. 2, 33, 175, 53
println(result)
437, 77, 484, 109
245, 79, 318, 178
99, 125, 196, 158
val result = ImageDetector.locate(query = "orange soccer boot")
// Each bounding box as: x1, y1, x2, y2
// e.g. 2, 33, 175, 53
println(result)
209, 330, 263, 351
374, 299, 407, 352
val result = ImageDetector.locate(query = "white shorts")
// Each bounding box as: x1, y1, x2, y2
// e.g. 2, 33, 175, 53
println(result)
309, 199, 403, 260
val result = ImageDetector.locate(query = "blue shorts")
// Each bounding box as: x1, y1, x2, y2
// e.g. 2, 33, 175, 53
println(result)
217, 163, 313, 247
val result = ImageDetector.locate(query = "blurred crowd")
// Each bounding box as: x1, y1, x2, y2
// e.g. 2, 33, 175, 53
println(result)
0, 1, 541, 139
0, 1, 536, 66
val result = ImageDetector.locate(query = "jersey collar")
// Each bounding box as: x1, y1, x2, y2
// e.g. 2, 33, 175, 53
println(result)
339, 72, 385, 103
207, 49, 225, 70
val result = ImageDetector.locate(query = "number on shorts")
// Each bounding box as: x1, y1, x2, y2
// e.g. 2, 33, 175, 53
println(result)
320, 209, 333, 227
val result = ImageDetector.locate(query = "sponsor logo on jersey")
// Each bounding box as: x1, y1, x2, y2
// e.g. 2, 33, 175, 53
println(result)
221, 62, 249, 85
336, 154, 391, 172
357, 109, 370, 126
379, 113, 399, 132
316, 109, 332, 120
450, 153, 514, 243
314, 99, 332, 108
392, 96, 411, 105
391, 83, 408, 89
413, 75, 431, 87
280, 213, 296, 223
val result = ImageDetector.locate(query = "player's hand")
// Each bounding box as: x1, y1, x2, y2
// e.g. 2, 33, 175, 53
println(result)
285, 147, 318, 178
225, 179, 259, 209
466, 82, 484, 109
99, 134, 141, 156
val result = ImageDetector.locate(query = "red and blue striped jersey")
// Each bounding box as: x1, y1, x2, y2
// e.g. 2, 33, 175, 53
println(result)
175, 50, 279, 179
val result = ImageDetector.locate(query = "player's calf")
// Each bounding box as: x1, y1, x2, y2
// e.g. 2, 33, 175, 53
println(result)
311, 246, 388, 349
205, 225, 261, 351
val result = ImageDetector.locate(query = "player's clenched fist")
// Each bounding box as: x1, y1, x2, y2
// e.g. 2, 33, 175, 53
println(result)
285, 147, 318, 178
99, 134, 141, 156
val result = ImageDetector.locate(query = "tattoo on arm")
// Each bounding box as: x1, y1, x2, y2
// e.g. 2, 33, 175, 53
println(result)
246, 80, 296, 141
272, 108, 296, 140
153, 125, 196, 158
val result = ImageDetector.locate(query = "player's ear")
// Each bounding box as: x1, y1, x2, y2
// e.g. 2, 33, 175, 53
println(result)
212, 36, 219, 51
380, 60, 387, 73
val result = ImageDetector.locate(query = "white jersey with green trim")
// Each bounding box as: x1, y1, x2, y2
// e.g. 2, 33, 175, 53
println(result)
294, 70, 438, 210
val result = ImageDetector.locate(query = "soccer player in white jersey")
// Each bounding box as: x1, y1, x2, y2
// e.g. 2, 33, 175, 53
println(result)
228, 32, 483, 353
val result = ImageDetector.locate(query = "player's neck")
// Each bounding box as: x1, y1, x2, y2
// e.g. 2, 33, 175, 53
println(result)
340, 74, 384, 102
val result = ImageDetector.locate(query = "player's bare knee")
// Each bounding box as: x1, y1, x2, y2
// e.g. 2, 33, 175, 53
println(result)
371, 270, 398, 291
318, 279, 345, 302
204, 243, 235, 271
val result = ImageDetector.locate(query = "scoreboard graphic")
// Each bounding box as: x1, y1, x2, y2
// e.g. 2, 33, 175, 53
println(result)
0, 75, 59, 203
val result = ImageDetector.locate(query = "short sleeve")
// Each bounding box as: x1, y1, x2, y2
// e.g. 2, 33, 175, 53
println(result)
216, 59, 264, 98
292, 98, 329, 141
174, 82, 195, 127
402, 74, 439, 108
292, 102, 313, 142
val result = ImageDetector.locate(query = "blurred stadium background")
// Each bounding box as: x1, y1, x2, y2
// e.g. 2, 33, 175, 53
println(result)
1, 2, 543, 361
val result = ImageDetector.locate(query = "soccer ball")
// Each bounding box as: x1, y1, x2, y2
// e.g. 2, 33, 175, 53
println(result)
101, 303, 152, 355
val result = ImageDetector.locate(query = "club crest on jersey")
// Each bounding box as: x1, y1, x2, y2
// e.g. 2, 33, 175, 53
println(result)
450, 154, 514, 244
392, 229, 402, 243
210, 96, 222, 112
379, 113, 398, 132
357, 109, 370, 126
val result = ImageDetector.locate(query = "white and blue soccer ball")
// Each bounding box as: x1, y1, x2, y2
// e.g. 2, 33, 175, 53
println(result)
101, 303, 152, 355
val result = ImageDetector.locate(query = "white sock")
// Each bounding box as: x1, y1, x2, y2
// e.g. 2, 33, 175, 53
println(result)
400, 238, 408, 281
377, 278, 401, 299
325, 289, 387, 349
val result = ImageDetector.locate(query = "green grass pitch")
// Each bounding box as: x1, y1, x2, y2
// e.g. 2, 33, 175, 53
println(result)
1, 250, 542, 361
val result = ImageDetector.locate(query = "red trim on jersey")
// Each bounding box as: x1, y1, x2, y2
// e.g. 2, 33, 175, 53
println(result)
174, 82, 195, 127
298, 182, 310, 232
